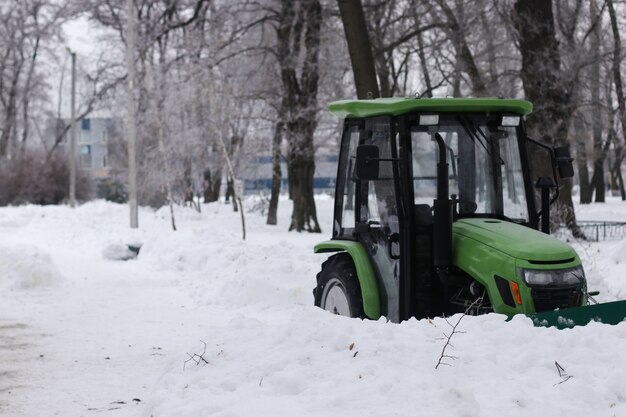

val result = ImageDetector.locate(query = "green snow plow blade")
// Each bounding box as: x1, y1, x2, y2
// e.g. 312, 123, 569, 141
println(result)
529, 300, 626, 329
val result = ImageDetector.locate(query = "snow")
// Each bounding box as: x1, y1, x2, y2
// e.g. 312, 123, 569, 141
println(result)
0, 243, 64, 289
1, 196, 625, 416
102, 243, 139, 261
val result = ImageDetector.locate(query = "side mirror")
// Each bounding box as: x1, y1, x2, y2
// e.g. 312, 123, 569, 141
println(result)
356, 144, 380, 180
554, 146, 574, 179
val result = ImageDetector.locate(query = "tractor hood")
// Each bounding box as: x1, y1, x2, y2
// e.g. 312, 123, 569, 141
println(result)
452, 218, 577, 262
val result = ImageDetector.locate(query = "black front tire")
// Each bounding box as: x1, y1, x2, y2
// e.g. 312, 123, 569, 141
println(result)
314, 253, 364, 318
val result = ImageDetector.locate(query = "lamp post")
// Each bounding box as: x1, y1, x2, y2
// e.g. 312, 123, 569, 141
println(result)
66, 47, 77, 208
126, 0, 138, 228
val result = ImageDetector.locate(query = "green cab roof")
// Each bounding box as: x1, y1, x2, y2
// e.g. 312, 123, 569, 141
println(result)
328, 97, 533, 119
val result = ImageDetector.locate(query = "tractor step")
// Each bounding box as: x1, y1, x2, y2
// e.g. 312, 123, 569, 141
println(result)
529, 300, 626, 329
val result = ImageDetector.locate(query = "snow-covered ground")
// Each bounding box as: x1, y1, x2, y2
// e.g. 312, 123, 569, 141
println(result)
0, 196, 625, 417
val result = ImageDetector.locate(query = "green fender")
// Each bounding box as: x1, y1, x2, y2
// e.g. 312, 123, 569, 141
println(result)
314, 240, 381, 319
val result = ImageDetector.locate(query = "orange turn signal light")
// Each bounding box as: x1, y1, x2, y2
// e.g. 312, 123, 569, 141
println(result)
509, 281, 522, 305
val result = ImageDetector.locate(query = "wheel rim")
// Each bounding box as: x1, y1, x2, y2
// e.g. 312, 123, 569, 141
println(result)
322, 278, 351, 316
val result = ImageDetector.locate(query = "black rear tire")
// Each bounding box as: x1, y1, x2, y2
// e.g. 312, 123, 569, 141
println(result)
314, 253, 364, 318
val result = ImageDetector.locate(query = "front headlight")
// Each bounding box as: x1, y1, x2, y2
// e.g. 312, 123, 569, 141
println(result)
521, 265, 585, 287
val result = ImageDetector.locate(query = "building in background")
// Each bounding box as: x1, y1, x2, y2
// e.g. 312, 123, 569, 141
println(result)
76, 117, 116, 179
240, 154, 338, 194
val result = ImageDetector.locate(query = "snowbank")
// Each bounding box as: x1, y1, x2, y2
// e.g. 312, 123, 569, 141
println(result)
137, 200, 323, 309
0, 243, 65, 289
147, 310, 626, 417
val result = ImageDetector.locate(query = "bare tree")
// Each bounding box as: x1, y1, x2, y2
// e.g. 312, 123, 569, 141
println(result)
86, 0, 213, 210
433, 0, 486, 96
0, 1, 70, 159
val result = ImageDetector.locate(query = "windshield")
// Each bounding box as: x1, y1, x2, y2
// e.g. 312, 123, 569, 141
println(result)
410, 115, 529, 222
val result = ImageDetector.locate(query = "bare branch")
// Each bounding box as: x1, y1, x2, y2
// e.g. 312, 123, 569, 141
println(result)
435, 296, 483, 370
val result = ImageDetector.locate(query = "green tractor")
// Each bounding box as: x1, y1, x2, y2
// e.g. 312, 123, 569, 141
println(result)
313, 97, 626, 328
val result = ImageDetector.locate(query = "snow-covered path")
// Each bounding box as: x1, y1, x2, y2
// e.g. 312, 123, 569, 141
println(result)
0, 239, 210, 416
0, 198, 327, 417
0, 202, 234, 416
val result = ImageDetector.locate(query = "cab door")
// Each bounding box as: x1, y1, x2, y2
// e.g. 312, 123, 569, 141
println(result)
355, 116, 403, 322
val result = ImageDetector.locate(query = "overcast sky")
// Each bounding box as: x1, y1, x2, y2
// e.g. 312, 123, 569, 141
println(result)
57, 16, 113, 119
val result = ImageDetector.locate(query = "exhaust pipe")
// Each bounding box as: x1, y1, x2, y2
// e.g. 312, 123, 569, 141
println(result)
433, 133, 452, 274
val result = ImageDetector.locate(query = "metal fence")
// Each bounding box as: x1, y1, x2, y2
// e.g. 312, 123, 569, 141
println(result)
576, 221, 626, 242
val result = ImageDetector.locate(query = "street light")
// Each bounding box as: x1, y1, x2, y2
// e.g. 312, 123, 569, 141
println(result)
66, 47, 77, 208
125, 0, 138, 228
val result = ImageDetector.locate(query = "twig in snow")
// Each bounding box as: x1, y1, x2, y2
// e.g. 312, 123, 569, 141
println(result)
435, 295, 483, 369
554, 361, 573, 386
183, 340, 209, 371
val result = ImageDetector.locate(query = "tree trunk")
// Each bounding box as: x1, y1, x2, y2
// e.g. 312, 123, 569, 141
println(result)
210, 170, 222, 201
376, 50, 393, 97
577, 151, 591, 204
0, 64, 19, 158
575, 114, 591, 204
225, 176, 237, 211
513, 0, 579, 234
607, 0, 626, 201
267, 119, 284, 225
590, 158, 605, 203
337, 0, 380, 99
416, 29, 433, 97
613, 150, 626, 200
155, 37, 177, 231
202, 169, 213, 202
20, 33, 41, 155
225, 134, 243, 212
202, 168, 222, 203
276, 0, 322, 233
590, 0, 606, 202
287, 144, 320, 232
479, 3, 498, 90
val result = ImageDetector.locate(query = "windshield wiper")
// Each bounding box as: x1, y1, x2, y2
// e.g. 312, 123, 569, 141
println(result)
458, 117, 505, 165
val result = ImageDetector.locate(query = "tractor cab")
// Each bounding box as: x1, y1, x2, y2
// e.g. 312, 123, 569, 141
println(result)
314, 97, 593, 324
